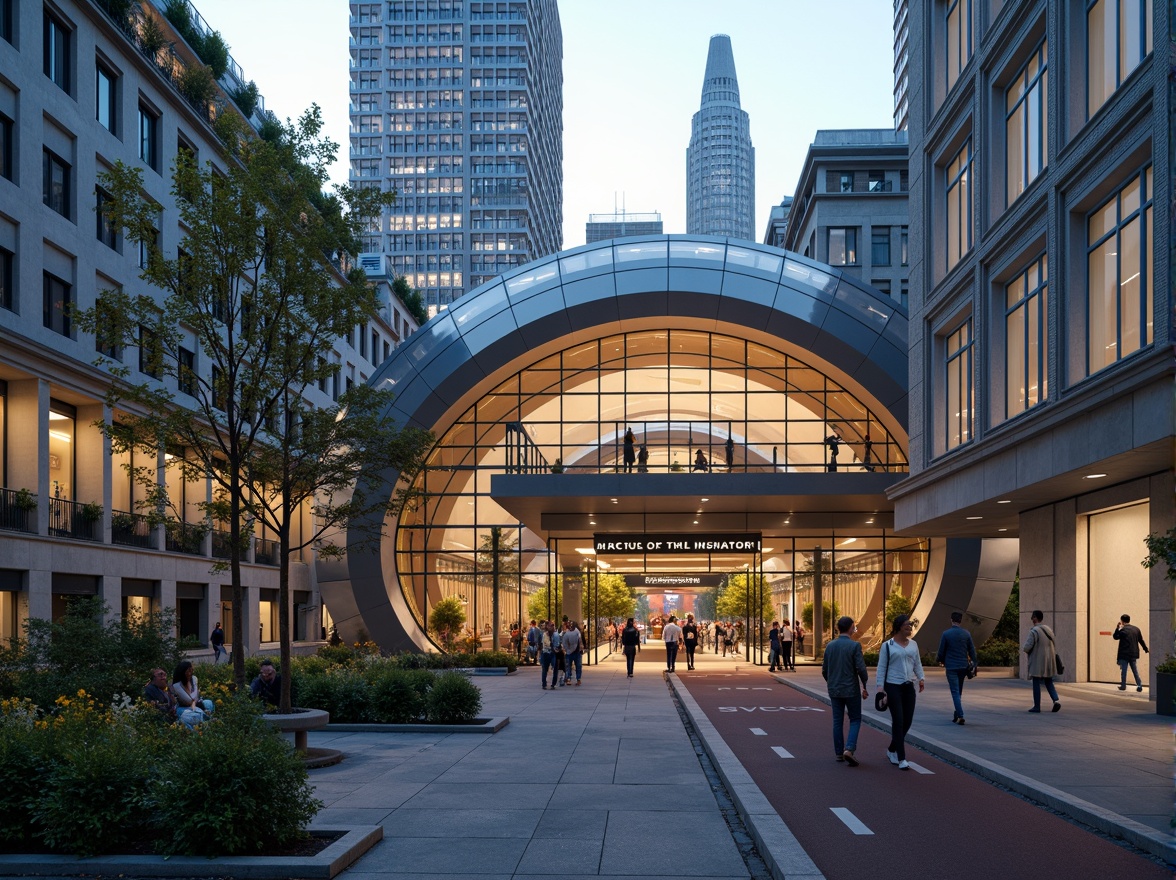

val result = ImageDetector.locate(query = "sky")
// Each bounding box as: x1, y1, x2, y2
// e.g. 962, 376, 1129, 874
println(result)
190, 0, 895, 248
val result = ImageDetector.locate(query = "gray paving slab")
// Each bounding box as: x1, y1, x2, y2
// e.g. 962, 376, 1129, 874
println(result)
515, 837, 603, 874
381, 809, 544, 839
365, 836, 529, 873
600, 811, 747, 876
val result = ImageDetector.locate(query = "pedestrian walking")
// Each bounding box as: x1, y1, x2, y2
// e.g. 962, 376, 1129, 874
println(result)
936, 611, 977, 724
822, 616, 869, 766
209, 621, 227, 664
662, 615, 682, 672
714, 621, 725, 654
526, 619, 541, 665
1022, 609, 1061, 713
561, 621, 583, 685
876, 614, 924, 770
793, 620, 805, 659
767, 620, 781, 671
539, 621, 559, 689
780, 617, 795, 670
725, 435, 734, 471
1113, 614, 1149, 691
621, 617, 640, 677
681, 614, 699, 670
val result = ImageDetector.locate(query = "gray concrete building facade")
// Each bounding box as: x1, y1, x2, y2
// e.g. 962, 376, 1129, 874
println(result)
585, 211, 663, 244
782, 130, 910, 308
349, 0, 564, 315
891, 0, 1173, 690
686, 34, 755, 240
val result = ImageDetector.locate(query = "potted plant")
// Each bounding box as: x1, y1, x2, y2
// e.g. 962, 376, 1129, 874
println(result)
79, 502, 104, 522
1154, 656, 1176, 717
13, 488, 38, 512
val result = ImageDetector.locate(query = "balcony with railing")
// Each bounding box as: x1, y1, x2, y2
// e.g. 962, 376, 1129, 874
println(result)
112, 510, 157, 549
165, 521, 207, 556
0, 488, 37, 534
254, 537, 281, 566
48, 498, 103, 542
211, 528, 233, 559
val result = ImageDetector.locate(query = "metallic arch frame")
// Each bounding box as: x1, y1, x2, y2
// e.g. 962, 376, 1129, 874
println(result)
318, 236, 1017, 652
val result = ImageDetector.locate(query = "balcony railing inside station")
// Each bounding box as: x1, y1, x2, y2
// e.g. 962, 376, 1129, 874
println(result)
503, 421, 905, 475
0, 487, 37, 534
48, 497, 102, 542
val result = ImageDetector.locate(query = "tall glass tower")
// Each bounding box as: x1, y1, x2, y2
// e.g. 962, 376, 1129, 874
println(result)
686, 34, 755, 239
349, 1, 564, 315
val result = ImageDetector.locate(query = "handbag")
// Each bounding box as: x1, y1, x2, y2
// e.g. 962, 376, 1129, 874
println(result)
965, 661, 977, 680
1042, 628, 1064, 676
875, 641, 891, 712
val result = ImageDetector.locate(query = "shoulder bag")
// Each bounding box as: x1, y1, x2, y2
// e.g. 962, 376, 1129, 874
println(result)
875, 641, 891, 712
1043, 628, 1064, 676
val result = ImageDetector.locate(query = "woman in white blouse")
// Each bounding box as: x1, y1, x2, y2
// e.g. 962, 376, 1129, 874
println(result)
875, 614, 925, 770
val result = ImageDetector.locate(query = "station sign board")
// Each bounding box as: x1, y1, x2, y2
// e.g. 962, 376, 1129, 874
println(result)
593, 533, 762, 554
623, 573, 727, 588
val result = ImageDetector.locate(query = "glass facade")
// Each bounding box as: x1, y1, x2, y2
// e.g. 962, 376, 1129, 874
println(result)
394, 328, 915, 642
1006, 41, 1047, 206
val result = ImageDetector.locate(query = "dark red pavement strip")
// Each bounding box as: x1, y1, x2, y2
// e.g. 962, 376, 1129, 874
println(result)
679, 673, 1170, 880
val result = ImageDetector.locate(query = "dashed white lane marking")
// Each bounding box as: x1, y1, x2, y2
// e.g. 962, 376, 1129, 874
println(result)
830, 807, 873, 835
750, 727, 767, 736
771, 746, 794, 759
905, 761, 934, 775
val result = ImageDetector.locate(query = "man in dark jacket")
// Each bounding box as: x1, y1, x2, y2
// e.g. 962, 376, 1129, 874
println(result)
821, 616, 868, 766
143, 668, 177, 721
250, 660, 282, 706
1113, 614, 1149, 692
936, 611, 978, 724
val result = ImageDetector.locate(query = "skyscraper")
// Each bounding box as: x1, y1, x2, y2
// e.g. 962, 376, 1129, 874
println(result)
686, 34, 755, 239
349, 1, 564, 315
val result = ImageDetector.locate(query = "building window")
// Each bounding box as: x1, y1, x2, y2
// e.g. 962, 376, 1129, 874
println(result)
838, 172, 854, 193
43, 8, 71, 93
43, 148, 70, 218
945, 139, 972, 271
827, 227, 858, 265
96, 187, 118, 249
43, 272, 71, 336
211, 365, 226, 410
96, 61, 117, 133
945, 318, 973, 450
139, 224, 159, 270
900, 282, 909, 309
139, 324, 161, 378
900, 227, 909, 266
871, 227, 891, 266
176, 138, 198, 201
178, 347, 196, 396
1087, 0, 1153, 118
945, 0, 972, 93
138, 102, 159, 170
0, 112, 11, 181
868, 170, 891, 192
1006, 42, 1047, 206
1005, 255, 1048, 418
1086, 166, 1152, 374
0, 245, 12, 312
1, 0, 12, 44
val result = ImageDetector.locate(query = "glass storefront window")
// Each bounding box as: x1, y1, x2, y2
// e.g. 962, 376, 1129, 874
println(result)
48, 401, 75, 501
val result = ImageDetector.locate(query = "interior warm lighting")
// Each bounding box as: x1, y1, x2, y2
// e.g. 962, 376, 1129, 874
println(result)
595, 560, 610, 569
575, 547, 596, 555
610, 498, 618, 503
48, 411, 70, 421
588, 520, 596, 525
48, 430, 73, 442
839, 537, 856, 546
700, 497, 709, 503
1083, 473, 1107, 479
692, 520, 699, 524
966, 516, 983, 520
997, 499, 1011, 504
865, 518, 874, 524
998, 528, 1008, 532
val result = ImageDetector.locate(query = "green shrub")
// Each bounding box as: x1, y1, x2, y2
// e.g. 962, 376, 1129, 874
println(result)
150, 694, 319, 855
291, 666, 371, 723
368, 668, 431, 723
0, 698, 46, 847
424, 671, 482, 723
977, 638, 1019, 666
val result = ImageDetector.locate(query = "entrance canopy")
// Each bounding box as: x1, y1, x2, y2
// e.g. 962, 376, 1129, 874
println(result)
319, 236, 1016, 653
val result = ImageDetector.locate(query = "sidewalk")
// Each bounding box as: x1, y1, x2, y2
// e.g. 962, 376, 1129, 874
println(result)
299, 648, 1172, 878
766, 665, 1175, 858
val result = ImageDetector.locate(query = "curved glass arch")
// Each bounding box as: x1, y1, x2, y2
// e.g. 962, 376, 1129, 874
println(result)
394, 330, 920, 645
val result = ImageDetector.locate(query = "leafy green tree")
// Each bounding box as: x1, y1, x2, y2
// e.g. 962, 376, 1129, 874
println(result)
586, 572, 637, 622
716, 573, 774, 621
802, 600, 842, 632
527, 574, 572, 623
76, 106, 411, 698
990, 574, 1019, 642
694, 585, 720, 621
428, 596, 466, 651
392, 275, 428, 326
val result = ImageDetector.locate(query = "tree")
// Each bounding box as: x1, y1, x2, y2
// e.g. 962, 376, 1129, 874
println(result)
694, 585, 720, 621
428, 596, 465, 651
802, 600, 842, 631
716, 573, 774, 621
526, 574, 572, 624
392, 275, 428, 326
77, 105, 422, 701
587, 572, 637, 622
1142, 527, 1176, 582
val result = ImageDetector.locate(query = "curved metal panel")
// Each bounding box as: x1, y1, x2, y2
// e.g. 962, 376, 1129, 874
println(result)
323, 236, 1015, 652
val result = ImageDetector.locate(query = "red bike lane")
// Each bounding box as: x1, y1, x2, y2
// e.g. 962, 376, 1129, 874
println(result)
677, 672, 1170, 880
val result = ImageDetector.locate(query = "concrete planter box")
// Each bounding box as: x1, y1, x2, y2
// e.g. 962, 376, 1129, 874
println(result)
328, 716, 510, 734
1154, 672, 1176, 716
263, 707, 329, 752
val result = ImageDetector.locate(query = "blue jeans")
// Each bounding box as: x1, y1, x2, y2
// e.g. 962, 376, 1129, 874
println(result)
1118, 659, 1141, 687
768, 646, 780, 669
1031, 676, 1059, 708
830, 693, 862, 756
624, 648, 636, 675
212, 645, 227, 664
945, 667, 967, 717
540, 651, 556, 687
564, 650, 582, 682
665, 642, 679, 670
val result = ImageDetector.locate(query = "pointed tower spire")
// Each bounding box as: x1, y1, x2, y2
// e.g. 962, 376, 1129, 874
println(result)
686, 35, 755, 239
